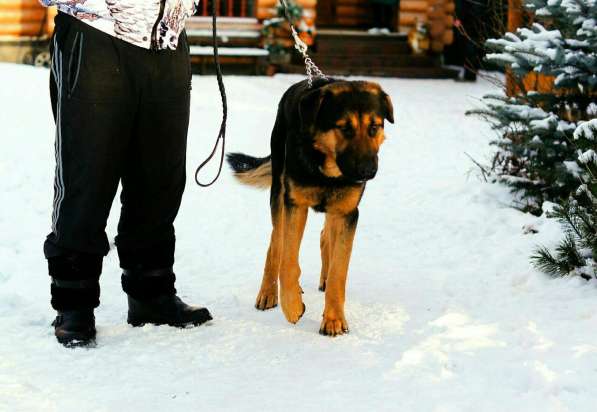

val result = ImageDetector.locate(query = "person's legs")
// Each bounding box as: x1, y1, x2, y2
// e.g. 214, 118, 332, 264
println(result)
45, 13, 136, 344
116, 32, 190, 286
115, 33, 211, 327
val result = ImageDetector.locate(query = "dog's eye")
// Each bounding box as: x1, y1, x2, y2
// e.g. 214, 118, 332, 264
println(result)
339, 124, 355, 139
368, 124, 381, 137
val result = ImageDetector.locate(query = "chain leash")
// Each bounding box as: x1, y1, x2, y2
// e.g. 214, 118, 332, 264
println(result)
279, 0, 327, 87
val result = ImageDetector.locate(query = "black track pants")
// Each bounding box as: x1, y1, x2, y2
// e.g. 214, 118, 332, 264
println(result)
45, 13, 192, 308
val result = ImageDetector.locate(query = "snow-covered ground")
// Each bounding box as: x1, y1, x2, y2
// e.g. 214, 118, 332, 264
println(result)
1, 63, 596, 411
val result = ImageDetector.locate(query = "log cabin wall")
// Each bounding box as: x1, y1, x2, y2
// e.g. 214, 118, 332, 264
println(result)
316, 0, 374, 28
400, 0, 454, 52
0, 0, 56, 37
255, 0, 454, 52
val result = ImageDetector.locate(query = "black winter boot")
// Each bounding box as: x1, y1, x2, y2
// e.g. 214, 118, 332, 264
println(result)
121, 268, 212, 327
52, 309, 96, 347
47, 253, 102, 347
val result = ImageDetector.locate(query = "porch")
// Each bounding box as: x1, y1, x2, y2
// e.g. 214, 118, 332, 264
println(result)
186, 0, 458, 78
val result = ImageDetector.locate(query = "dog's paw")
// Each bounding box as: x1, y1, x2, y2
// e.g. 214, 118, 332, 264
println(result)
318, 280, 326, 292
280, 287, 305, 324
319, 314, 349, 337
255, 287, 278, 311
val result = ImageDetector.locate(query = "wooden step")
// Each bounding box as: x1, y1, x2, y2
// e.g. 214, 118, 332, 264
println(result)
315, 39, 411, 55
308, 53, 438, 69
317, 28, 407, 39
276, 62, 459, 79
315, 30, 411, 55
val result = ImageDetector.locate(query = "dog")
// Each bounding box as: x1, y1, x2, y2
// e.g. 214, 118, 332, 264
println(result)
227, 78, 394, 336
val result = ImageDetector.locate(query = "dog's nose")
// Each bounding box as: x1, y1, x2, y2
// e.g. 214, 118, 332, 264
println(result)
357, 160, 378, 180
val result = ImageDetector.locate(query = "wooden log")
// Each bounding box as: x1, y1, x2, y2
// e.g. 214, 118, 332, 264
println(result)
427, 7, 445, 19
256, 6, 316, 21
256, 7, 276, 19
46, 5, 57, 34
258, 0, 316, 9
0, 21, 46, 36
0, 8, 45, 23
258, 0, 278, 7
399, 12, 428, 26
0, 0, 49, 37
296, 0, 317, 7
429, 21, 445, 37
400, 0, 429, 12
442, 28, 453, 45
444, 14, 453, 27
0, 0, 41, 8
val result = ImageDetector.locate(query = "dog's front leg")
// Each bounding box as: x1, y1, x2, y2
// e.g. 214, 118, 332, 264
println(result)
320, 209, 358, 336
319, 219, 335, 292
255, 190, 285, 310
255, 224, 284, 310
279, 204, 308, 324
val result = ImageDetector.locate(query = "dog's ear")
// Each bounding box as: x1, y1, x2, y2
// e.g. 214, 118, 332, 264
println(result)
381, 92, 394, 124
299, 88, 326, 131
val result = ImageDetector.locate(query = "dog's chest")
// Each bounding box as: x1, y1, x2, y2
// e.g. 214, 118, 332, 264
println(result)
288, 180, 364, 214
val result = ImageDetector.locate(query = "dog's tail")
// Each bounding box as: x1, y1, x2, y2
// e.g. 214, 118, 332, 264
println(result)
226, 153, 272, 189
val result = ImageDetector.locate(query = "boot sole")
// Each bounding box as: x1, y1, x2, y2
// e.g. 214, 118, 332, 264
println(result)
55, 331, 97, 348
128, 320, 210, 328
128, 309, 213, 328
128, 318, 211, 328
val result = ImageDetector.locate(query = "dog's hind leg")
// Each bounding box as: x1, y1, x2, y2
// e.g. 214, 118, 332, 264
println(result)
319, 209, 358, 336
279, 204, 308, 324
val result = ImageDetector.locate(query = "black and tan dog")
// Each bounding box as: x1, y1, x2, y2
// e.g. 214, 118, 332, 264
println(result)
227, 78, 394, 336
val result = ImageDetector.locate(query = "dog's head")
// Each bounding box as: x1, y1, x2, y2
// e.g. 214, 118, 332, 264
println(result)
300, 80, 394, 182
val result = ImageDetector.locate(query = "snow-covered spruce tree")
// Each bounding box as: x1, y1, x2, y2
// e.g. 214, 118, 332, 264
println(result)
532, 119, 597, 279
468, 0, 596, 278
468, 0, 597, 214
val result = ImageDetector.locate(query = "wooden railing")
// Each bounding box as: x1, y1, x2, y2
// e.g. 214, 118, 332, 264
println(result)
197, 0, 258, 17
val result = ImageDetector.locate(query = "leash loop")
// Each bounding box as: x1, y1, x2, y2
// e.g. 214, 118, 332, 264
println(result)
279, 0, 327, 88
195, 0, 228, 187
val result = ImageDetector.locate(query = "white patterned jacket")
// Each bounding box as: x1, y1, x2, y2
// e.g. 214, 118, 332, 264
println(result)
39, 0, 198, 50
